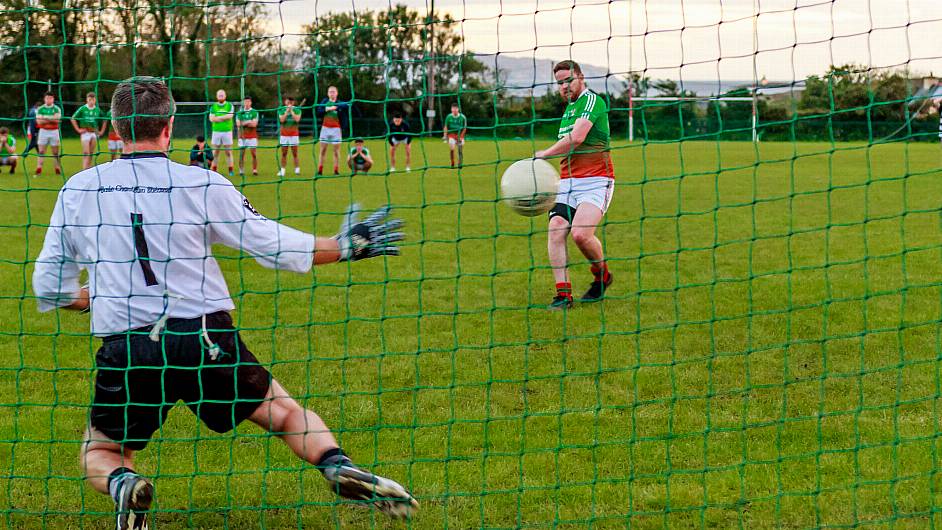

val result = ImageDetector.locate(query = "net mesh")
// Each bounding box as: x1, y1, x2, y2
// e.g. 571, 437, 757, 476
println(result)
2, 0, 942, 528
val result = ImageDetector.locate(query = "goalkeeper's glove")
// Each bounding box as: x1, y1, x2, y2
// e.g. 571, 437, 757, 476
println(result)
333, 204, 405, 262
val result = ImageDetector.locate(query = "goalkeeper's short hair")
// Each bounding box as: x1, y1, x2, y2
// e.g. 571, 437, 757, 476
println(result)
111, 76, 175, 142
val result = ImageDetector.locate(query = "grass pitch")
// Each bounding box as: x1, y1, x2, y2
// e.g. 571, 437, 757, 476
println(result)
2, 137, 942, 528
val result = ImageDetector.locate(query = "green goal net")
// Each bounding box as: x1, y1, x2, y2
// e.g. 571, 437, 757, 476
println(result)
3, 0, 942, 528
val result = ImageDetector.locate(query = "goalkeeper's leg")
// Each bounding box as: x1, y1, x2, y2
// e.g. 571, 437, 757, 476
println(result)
248, 379, 418, 518
82, 428, 153, 530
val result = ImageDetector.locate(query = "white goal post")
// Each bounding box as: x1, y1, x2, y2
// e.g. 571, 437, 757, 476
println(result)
628, 95, 758, 142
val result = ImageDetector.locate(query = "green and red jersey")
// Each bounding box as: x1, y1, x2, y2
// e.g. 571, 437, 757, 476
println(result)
72, 104, 103, 131
322, 101, 341, 128
557, 89, 614, 179
104, 111, 121, 140
0, 134, 15, 153
349, 146, 370, 164
236, 108, 259, 139
278, 106, 300, 136
444, 112, 467, 138
36, 104, 62, 130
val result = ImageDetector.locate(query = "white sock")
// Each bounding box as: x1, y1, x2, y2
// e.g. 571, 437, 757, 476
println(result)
109, 472, 134, 502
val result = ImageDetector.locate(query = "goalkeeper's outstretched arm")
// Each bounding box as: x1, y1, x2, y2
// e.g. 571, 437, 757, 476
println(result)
309, 205, 404, 265
206, 176, 403, 272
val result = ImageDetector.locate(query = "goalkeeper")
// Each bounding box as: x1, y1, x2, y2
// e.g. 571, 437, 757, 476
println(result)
32, 77, 417, 530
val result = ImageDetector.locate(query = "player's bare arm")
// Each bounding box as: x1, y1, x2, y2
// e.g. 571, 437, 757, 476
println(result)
535, 118, 593, 158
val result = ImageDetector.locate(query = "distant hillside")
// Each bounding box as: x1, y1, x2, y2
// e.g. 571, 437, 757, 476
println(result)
473, 55, 781, 97
474, 55, 627, 95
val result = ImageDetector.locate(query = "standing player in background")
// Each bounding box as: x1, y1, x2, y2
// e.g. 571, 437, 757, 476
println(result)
0, 127, 18, 174
347, 138, 373, 174
71, 92, 107, 170
315, 86, 349, 176
535, 60, 615, 309
103, 109, 124, 161
208, 89, 235, 177
35, 91, 63, 176
442, 103, 467, 168
32, 77, 417, 529
278, 96, 302, 177
22, 101, 40, 157
388, 112, 412, 172
236, 95, 260, 176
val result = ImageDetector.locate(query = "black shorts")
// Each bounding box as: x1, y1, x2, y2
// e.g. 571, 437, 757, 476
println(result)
548, 203, 576, 224
388, 136, 411, 145
90, 311, 271, 450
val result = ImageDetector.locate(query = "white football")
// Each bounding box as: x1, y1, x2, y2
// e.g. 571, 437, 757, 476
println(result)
500, 158, 560, 216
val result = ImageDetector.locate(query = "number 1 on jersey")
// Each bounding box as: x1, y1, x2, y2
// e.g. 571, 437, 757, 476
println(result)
131, 212, 158, 286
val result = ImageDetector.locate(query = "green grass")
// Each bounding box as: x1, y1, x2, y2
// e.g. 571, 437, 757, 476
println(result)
2, 137, 942, 529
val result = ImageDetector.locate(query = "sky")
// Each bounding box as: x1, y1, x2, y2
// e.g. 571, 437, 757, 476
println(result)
264, 0, 942, 83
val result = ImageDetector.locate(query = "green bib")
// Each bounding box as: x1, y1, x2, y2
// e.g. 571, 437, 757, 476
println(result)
210, 102, 234, 132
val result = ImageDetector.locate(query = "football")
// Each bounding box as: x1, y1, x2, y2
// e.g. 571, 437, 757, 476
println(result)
500, 158, 560, 216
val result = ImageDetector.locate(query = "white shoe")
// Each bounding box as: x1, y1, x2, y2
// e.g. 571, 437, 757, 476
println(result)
405, 166, 411, 172
389, 167, 396, 173
277, 168, 285, 177
294, 167, 300, 175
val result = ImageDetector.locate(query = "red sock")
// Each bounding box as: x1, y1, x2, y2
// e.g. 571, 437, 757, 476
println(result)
590, 262, 611, 283
556, 282, 573, 300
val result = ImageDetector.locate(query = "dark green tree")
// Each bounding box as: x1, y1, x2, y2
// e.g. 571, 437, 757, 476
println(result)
0, 0, 281, 125
298, 4, 491, 133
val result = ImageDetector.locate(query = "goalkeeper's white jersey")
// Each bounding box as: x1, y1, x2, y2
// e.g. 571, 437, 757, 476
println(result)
33, 153, 315, 336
